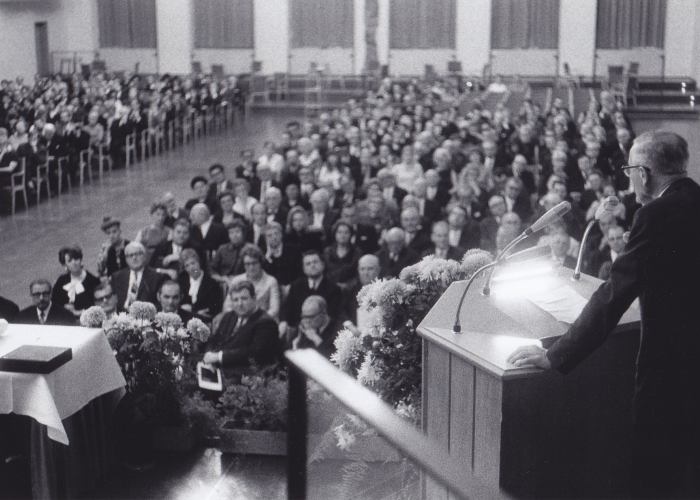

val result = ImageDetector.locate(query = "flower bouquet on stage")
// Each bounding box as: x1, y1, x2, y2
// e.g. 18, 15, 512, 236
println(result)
80, 302, 212, 463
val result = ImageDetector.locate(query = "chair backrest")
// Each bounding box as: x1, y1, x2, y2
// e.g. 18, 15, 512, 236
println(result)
628, 61, 639, 76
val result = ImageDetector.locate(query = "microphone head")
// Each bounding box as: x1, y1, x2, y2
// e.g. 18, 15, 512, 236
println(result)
529, 201, 572, 234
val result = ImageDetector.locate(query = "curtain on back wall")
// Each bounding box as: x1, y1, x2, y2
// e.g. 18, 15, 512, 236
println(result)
596, 0, 666, 49
98, 0, 157, 48
491, 0, 559, 49
389, 0, 455, 49
194, 0, 254, 49
290, 0, 354, 48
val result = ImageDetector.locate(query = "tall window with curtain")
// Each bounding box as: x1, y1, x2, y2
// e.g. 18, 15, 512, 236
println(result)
389, 0, 456, 49
194, 0, 254, 49
289, 0, 354, 48
596, 0, 666, 49
491, 0, 559, 49
98, 0, 157, 49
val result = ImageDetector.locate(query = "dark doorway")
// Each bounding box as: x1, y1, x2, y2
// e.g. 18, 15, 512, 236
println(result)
34, 22, 50, 76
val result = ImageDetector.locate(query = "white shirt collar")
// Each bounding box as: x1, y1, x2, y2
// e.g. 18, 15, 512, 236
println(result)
200, 217, 212, 238
189, 274, 203, 301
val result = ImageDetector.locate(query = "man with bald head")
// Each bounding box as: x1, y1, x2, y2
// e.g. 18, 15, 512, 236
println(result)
342, 254, 381, 329
111, 241, 164, 310
189, 203, 229, 258
509, 131, 700, 497
291, 296, 341, 358
376, 227, 419, 278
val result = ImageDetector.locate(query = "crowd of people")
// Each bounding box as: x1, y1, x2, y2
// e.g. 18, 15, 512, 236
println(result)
0, 71, 243, 205
0, 73, 640, 379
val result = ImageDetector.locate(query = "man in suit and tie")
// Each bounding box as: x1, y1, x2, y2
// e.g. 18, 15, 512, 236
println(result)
291, 296, 343, 359
378, 168, 407, 206
342, 254, 381, 332
189, 203, 229, 260
15, 279, 75, 325
202, 280, 280, 380
509, 131, 700, 497
151, 218, 205, 278
280, 250, 342, 337
156, 280, 193, 323
263, 187, 288, 226
412, 177, 443, 223
447, 205, 482, 251
376, 227, 420, 278
422, 221, 465, 261
261, 222, 303, 287
400, 206, 431, 255
207, 163, 235, 201
111, 242, 164, 311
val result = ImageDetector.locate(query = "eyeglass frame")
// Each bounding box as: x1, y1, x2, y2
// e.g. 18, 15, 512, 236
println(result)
621, 165, 651, 178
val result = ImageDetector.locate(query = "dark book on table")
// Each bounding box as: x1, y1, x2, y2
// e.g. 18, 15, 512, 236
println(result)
0, 345, 72, 374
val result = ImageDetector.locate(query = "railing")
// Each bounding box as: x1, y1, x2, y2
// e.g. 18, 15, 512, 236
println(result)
285, 349, 510, 500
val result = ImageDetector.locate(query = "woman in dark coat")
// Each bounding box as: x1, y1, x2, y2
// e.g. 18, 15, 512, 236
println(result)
52, 245, 100, 319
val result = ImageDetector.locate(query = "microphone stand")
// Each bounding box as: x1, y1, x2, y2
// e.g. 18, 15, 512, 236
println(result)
452, 261, 498, 333
482, 232, 529, 296
572, 219, 597, 281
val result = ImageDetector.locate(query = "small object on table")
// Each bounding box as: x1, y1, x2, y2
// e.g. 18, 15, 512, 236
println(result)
0, 345, 72, 374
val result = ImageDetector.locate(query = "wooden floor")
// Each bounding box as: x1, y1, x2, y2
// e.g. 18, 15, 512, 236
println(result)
0, 112, 696, 309
0, 110, 298, 308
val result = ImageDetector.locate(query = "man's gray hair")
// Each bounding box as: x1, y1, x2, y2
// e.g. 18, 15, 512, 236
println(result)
634, 131, 688, 176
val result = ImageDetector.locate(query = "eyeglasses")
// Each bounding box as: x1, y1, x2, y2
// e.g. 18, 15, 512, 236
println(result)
243, 260, 260, 267
621, 165, 650, 178
94, 294, 113, 303
31, 291, 51, 297
301, 312, 321, 320
125, 252, 144, 258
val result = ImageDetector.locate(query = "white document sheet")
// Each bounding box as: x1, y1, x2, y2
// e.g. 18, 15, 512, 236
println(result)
525, 282, 589, 324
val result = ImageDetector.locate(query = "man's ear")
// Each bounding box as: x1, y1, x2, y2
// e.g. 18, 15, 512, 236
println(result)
640, 167, 650, 186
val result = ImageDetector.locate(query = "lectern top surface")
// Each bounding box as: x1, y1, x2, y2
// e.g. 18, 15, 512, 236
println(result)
418, 266, 640, 379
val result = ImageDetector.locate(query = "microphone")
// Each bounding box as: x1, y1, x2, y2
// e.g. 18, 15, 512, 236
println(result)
452, 246, 550, 334
572, 196, 619, 280
482, 201, 572, 296
523, 201, 572, 236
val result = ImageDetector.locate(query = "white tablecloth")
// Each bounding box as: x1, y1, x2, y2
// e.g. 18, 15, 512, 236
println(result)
0, 324, 126, 445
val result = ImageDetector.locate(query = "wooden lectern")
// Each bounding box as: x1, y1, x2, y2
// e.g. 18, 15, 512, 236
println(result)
418, 266, 641, 498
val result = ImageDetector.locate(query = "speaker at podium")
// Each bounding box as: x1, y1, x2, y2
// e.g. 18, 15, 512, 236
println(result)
418, 261, 640, 498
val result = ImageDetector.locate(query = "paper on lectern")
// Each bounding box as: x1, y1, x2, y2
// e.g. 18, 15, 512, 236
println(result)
525, 282, 589, 324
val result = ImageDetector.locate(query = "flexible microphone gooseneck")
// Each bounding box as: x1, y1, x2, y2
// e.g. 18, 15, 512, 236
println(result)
451, 246, 551, 333
482, 201, 572, 296
572, 196, 619, 281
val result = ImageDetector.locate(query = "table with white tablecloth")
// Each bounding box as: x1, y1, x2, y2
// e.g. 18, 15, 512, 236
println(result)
0, 324, 126, 498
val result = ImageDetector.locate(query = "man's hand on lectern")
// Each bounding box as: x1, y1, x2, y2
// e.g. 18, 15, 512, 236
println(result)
507, 344, 552, 369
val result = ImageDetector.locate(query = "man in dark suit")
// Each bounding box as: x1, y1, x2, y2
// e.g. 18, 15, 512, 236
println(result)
549, 231, 577, 270
378, 169, 407, 206
291, 296, 343, 359
421, 221, 465, 261
503, 176, 533, 223
263, 187, 288, 226
400, 206, 431, 255
185, 176, 218, 214
281, 250, 342, 332
150, 218, 205, 277
340, 204, 379, 254
447, 205, 481, 251
15, 279, 75, 325
156, 280, 193, 323
342, 254, 381, 329
203, 280, 280, 379
162, 191, 189, 229
207, 163, 235, 201
111, 242, 164, 311
509, 131, 700, 497
376, 227, 420, 278
0, 290, 19, 322
189, 203, 229, 259
261, 222, 303, 286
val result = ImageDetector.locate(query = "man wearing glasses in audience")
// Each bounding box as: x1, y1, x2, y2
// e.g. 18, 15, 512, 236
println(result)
92, 282, 118, 320
111, 242, 163, 311
15, 279, 75, 325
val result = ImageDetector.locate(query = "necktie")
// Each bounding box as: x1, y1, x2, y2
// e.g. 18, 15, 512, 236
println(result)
39, 310, 46, 324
